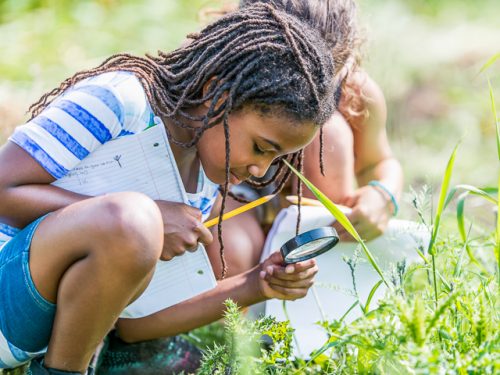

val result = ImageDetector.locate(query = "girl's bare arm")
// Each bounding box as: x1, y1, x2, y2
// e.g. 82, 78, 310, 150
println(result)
0, 141, 86, 228
116, 267, 264, 342
348, 70, 403, 200
116, 252, 318, 342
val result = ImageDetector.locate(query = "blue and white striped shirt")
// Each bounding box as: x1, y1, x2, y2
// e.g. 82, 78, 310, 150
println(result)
0, 71, 219, 368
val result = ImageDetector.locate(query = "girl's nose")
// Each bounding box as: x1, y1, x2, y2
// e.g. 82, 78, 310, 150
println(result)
248, 162, 270, 179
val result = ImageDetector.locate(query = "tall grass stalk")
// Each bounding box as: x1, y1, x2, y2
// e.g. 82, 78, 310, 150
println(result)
453, 186, 497, 273
487, 77, 500, 285
363, 280, 384, 313
281, 300, 303, 357
497, 173, 500, 285
453, 223, 472, 277
283, 160, 390, 288
428, 144, 459, 306
479, 58, 499, 285
487, 79, 500, 160
478, 53, 500, 75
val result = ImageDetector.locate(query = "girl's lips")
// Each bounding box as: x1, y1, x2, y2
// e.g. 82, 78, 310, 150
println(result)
230, 172, 242, 185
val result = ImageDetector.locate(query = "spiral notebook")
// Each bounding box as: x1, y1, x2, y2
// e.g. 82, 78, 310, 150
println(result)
52, 124, 217, 318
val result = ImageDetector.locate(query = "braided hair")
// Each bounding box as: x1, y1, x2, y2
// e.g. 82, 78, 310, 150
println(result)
240, 0, 359, 177
29, 3, 337, 277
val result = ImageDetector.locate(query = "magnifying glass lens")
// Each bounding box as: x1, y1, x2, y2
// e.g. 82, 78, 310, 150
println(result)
285, 237, 335, 261
280, 227, 339, 264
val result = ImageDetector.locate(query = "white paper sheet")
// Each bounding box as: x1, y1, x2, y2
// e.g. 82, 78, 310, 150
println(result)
52, 124, 217, 318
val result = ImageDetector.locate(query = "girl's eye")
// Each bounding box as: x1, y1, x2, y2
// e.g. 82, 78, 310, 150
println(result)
253, 143, 265, 155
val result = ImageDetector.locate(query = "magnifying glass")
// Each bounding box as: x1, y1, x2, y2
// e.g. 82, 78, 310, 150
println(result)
280, 227, 339, 264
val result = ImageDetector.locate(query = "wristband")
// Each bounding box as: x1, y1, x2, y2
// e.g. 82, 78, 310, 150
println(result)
368, 180, 399, 216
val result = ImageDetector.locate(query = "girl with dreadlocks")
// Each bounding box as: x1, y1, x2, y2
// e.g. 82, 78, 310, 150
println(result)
0, 3, 337, 374
206, 0, 404, 278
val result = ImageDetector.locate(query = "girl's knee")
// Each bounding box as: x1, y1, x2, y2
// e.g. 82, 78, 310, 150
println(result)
209, 222, 263, 277
91, 192, 163, 270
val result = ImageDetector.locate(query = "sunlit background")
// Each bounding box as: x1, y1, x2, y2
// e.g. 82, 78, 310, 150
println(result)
1, 0, 499, 218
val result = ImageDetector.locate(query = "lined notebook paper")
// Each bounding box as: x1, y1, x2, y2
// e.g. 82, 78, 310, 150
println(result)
52, 124, 217, 318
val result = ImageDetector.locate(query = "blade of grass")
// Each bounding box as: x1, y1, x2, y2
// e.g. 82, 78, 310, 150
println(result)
443, 184, 497, 210
283, 160, 390, 288
281, 300, 303, 357
304, 333, 356, 371
478, 53, 500, 75
456, 191, 489, 272
497, 172, 500, 285
428, 144, 460, 255
444, 186, 458, 209
454, 184, 498, 204
364, 280, 384, 313
488, 79, 500, 160
453, 222, 473, 277
414, 249, 452, 292
428, 144, 459, 307
488, 76, 500, 284
449, 184, 496, 274
339, 300, 359, 323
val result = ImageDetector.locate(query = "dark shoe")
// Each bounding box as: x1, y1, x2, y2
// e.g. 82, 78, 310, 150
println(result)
27, 357, 94, 375
96, 332, 202, 375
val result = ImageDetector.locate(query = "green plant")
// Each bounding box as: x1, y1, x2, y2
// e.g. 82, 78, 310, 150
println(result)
197, 300, 297, 375
198, 234, 499, 374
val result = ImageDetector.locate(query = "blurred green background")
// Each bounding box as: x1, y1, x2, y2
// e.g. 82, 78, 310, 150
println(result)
0, 0, 499, 213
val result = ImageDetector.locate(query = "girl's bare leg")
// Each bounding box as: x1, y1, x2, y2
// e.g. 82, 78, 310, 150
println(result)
28, 192, 163, 372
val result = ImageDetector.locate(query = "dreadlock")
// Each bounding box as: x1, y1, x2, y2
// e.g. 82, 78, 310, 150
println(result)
29, 3, 337, 278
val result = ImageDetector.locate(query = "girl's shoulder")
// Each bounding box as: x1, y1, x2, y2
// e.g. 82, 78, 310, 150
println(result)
72, 71, 153, 134
339, 69, 386, 129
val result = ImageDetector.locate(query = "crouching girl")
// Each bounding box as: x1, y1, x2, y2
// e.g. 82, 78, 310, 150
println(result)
0, 4, 337, 374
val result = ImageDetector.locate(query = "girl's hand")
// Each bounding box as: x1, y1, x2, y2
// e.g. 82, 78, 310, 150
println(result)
258, 252, 318, 300
334, 185, 392, 242
155, 200, 213, 261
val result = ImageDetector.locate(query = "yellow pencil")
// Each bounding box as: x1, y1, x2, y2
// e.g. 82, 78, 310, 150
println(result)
286, 195, 352, 214
204, 194, 275, 228
285, 195, 324, 206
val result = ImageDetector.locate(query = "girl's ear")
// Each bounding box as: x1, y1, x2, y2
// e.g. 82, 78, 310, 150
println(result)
202, 76, 228, 110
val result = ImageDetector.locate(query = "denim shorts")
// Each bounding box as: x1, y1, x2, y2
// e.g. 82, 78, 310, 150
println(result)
0, 215, 55, 368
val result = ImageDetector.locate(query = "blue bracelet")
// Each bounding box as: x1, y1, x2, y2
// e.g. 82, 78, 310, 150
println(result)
368, 180, 399, 216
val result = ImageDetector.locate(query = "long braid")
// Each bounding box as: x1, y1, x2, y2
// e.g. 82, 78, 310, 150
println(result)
217, 116, 231, 278
28, 4, 337, 278
319, 127, 326, 176
295, 150, 304, 235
